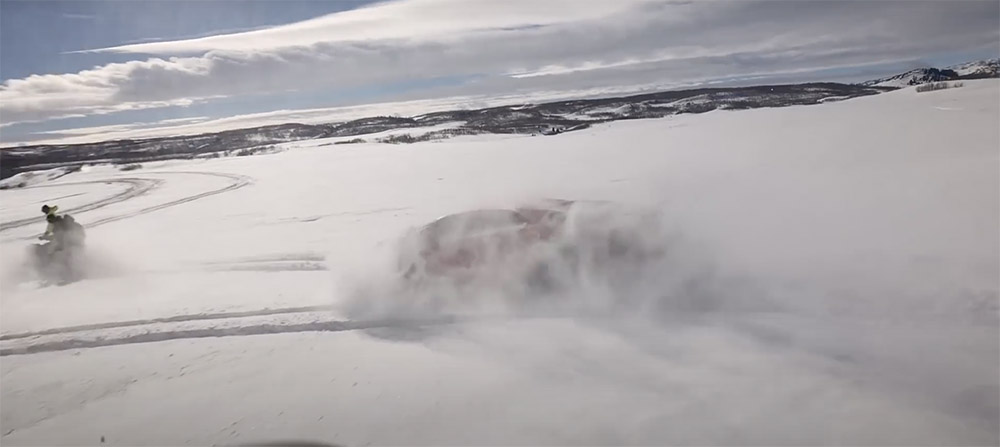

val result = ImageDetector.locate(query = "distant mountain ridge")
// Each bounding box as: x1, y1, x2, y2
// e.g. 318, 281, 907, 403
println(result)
1, 82, 888, 180
947, 58, 1000, 78
3, 57, 998, 181
860, 58, 999, 88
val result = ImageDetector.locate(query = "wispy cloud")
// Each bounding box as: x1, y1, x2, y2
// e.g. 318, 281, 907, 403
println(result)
61, 13, 98, 20
111, 25, 279, 49
2, 0, 997, 130
29, 116, 211, 138
76, 0, 642, 55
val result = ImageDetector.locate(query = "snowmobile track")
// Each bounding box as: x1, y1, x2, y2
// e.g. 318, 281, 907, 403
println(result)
83, 171, 254, 228
1, 171, 253, 238
0, 305, 332, 341
0, 178, 161, 232
0, 316, 462, 356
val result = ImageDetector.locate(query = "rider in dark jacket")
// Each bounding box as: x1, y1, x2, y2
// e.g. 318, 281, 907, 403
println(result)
41, 213, 85, 253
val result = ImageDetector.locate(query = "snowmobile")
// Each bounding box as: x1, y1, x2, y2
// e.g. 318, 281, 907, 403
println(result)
29, 216, 87, 285
29, 241, 79, 285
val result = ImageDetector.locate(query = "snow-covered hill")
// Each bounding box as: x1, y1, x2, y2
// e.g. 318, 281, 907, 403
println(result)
861, 58, 999, 87
2, 83, 886, 180
1, 80, 997, 446
0, 167, 75, 190
861, 67, 958, 88
948, 58, 1000, 77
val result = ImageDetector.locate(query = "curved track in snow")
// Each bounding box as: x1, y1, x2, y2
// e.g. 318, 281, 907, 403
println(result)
83, 171, 253, 229
1, 171, 253, 236
0, 178, 161, 232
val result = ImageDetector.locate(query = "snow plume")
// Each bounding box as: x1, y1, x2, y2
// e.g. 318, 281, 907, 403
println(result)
336, 194, 995, 325
332, 192, 997, 443
0, 239, 129, 291
335, 200, 716, 320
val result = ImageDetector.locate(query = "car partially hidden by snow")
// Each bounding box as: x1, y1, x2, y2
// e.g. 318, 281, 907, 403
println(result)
394, 199, 668, 296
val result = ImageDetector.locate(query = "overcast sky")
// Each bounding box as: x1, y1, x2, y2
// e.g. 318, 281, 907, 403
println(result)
1, 0, 998, 145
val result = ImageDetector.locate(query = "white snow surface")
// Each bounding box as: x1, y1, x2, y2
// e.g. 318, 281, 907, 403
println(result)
0, 167, 75, 190
1, 80, 998, 446
948, 58, 1000, 77
867, 71, 928, 88
281, 121, 467, 148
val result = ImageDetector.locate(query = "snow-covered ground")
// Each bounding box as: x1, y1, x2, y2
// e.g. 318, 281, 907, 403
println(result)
1, 81, 997, 446
0, 167, 76, 190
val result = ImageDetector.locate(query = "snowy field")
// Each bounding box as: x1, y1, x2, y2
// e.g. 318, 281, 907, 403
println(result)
1, 81, 998, 446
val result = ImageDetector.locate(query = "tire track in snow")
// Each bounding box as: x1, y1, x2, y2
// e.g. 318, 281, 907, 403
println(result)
203, 262, 328, 272
0, 178, 161, 232
83, 171, 253, 228
30, 191, 86, 205
201, 253, 328, 264
2, 171, 253, 235
0, 305, 332, 341
0, 171, 253, 240
0, 316, 462, 356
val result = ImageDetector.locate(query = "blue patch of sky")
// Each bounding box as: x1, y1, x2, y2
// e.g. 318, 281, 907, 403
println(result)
0, 0, 385, 81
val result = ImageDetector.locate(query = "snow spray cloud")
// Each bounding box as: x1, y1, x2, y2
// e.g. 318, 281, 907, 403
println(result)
335, 199, 752, 321
333, 197, 998, 445
0, 238, 128, 288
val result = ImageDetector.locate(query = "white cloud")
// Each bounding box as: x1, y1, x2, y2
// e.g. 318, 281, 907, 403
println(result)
61, 13, 98, 20
29, 116, 211, 138
0, 57, 217, 124
1, 0, 997, 128
80, 0, 646, 55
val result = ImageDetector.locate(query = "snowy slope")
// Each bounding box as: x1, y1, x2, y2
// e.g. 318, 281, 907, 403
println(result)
861, 58, 1000, 87
948, 58, 1000, 77
0, 167, 75, 189
1, 80, 997, 446
860, 67, 958, 87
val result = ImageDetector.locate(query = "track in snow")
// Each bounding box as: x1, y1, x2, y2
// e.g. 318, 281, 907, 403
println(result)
0, 178, 161, 232
1, 172, 253, 237
84, 171, 254, 228
0, 315, 463, 356
0, 305, 332, 341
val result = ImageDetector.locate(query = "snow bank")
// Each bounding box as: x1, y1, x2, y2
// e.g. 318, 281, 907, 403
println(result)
0, 167, 74, 189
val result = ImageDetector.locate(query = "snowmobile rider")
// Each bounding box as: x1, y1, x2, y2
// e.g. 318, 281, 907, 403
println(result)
40, 204, 60, 239
40, 212, 85, 253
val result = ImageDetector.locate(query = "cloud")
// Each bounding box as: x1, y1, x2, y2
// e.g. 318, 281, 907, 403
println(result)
61, 13, 98, 20
29, 116, 210, 138
0, 57, 220, 124
78, 0, 645, 55
2, 0, 997, 127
